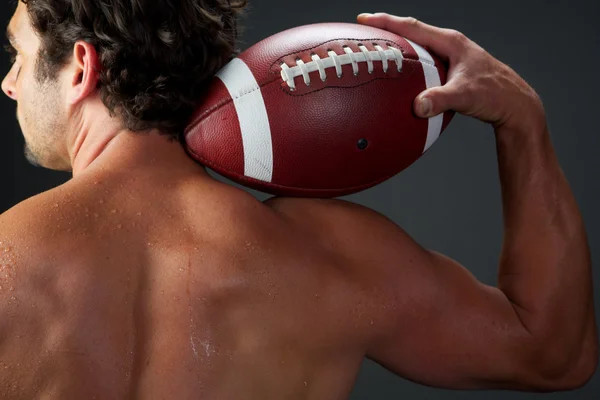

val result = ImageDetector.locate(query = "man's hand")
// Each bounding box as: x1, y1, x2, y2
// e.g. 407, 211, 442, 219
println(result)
357, 13, 546, 134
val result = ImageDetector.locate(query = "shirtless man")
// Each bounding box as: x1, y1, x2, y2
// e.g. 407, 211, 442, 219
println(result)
0, 0, 596, 397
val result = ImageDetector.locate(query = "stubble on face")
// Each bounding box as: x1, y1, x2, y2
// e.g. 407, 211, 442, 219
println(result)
19, 57, 66, 169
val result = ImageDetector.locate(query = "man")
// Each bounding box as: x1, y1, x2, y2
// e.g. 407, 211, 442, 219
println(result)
0, 0, 596, 398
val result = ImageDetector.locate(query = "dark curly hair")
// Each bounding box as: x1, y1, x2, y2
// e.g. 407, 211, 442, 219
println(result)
20, 0, 248, 140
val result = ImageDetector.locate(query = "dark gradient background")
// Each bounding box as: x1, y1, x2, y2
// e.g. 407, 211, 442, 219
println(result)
0, 0, 598, 398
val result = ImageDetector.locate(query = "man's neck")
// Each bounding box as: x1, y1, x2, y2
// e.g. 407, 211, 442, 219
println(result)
72, 130, 208, 180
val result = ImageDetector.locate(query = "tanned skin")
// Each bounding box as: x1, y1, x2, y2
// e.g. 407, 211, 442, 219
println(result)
0, 6, 596, 399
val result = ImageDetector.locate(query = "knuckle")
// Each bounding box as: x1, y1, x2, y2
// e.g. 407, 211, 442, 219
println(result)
404, 17, 419, 26
446, 29, 468, 46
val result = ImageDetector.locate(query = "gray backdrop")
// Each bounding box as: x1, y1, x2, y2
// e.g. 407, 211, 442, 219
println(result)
0, 0, 598, 398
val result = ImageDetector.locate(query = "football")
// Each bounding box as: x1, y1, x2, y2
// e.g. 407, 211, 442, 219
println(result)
184, 22, 454, 198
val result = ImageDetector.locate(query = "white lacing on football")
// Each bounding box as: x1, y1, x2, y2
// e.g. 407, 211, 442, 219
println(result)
280, 44, 404, 91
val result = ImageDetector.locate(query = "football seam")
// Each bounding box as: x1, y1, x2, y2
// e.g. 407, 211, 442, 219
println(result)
276, 59, 422, 98
268, 37, 436, 86
185, 57, 428, 133
187, 36, 441, 134
268, 37, 422, 73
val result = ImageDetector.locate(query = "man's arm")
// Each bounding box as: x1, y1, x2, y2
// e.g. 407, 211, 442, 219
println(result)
281, 186, 595, 391
493, 121, 596, 382
358, 13, 598, 390
269, 14, 597, 391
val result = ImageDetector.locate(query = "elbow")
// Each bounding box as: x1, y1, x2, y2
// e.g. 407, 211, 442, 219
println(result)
575, 356, 598, 389
535, 336, 598, 391
553, 352, 598, 391
563, 337, 598, 390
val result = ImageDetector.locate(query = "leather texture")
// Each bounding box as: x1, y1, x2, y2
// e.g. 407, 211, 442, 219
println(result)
185, 23, 455, 198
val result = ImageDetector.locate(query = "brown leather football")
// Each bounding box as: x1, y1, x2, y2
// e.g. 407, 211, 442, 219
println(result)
184, 22, 454, 197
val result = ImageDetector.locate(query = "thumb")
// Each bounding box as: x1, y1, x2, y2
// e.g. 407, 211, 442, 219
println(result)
414, 83, 457, 118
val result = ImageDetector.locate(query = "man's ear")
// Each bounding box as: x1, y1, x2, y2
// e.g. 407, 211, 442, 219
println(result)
67, 40, 100, 105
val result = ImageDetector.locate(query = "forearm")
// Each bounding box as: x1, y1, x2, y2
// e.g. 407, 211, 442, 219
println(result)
495, 121, 596, 371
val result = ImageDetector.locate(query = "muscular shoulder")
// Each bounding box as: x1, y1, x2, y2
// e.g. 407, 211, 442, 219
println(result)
265, 198, 420, 285
0, 183, 92, 268
263, 196, 419, 260
0, 185, 75, 308
0, 185, 130, 397
1, 184, 70, 228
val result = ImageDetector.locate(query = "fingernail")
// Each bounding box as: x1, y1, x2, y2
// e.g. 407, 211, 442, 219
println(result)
358, 13, 373, 19
420, 97, 432, 117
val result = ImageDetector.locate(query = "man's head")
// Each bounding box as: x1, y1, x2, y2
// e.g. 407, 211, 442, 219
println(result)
2, 0, 247, 171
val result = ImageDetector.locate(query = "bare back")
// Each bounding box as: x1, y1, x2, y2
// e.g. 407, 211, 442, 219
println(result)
0, 170, 369, 399
1, 147, 595, 399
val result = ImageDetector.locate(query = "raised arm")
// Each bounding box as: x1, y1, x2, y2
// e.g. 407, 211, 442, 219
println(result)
300, 13, 597, 391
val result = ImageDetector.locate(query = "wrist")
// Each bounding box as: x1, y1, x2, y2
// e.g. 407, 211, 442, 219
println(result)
494, 91, 547, 140
495, 118, 548, 143
494, 117, 553, 167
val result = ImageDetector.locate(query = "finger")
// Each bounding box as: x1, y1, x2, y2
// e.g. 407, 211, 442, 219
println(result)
414, 79, 467, 118
357, 13, 463, 62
